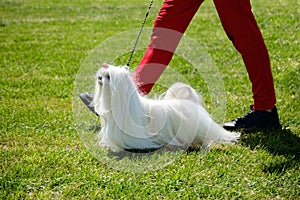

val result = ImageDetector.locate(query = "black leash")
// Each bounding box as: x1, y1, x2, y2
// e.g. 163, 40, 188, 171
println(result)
126, 0, 153, 67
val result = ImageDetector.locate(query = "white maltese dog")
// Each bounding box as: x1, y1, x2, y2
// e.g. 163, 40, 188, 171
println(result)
92, 64, 240, 152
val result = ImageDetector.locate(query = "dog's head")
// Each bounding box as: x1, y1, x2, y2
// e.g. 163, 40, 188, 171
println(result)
96, 64, 110, 86
93, 64, 133, 115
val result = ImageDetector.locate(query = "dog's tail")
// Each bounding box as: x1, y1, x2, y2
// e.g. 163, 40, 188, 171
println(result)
217, 129, 240, 144
203, 121, 240, 148
164, 82, 204, 105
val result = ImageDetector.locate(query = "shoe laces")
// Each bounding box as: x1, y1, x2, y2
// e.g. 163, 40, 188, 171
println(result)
234, 109, 255, 123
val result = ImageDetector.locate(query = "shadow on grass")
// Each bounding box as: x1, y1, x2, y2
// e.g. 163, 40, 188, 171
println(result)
107, 145, 190, 161
240, 128, 300, 174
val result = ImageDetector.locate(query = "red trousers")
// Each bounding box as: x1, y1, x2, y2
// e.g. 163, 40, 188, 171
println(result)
133, 0, 276, 110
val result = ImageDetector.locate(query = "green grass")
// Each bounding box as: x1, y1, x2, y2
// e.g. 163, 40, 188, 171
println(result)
1, 0, 299, 199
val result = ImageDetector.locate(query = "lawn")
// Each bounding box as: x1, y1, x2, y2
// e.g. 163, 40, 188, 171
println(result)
1, 0, 299, 199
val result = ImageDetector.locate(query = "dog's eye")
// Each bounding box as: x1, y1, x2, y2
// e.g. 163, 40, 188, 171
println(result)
105, 74, 110, 81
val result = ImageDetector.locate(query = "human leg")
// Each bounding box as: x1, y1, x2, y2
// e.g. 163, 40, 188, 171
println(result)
213, 0, 276, 110
133, 0, 204, 94
213, 0, 281, 130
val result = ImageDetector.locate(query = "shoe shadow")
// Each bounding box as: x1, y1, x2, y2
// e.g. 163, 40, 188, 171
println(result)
240, 128, 300, 174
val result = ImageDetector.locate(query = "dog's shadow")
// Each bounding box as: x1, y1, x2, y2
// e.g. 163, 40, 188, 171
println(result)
107, 146, 190, 161
90, 123, 299, 174
240, 128, 300, 174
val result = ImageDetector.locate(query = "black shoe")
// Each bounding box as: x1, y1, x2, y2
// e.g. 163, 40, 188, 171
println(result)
223, 105, 282, 131
79, 92, 98, 116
